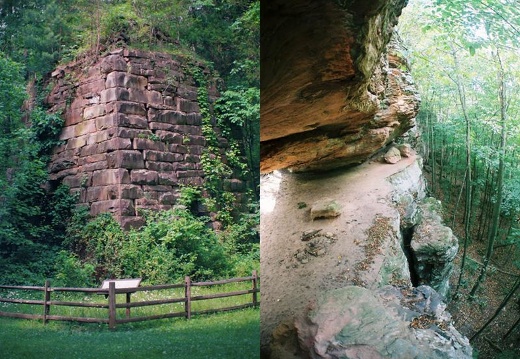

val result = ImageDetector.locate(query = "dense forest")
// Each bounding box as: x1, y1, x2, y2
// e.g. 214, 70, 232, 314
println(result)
399, 0, 520, 357
0, 0, 259, 286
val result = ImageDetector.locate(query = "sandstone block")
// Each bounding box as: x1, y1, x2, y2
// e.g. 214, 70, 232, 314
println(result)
74, 120, 97, 137
184, 154, 200, 163
70, 97, 90, 110
172, 125, 201, 136
155, 130, 183, 144
63, 173, 91, 188
80, 144, 103, 157
78, 154, 106, 165
143, 185, 173, 192
178, 176, 203, 186
147, 90, 162, 105
117, 128, 151, 139
158, 172, 178, 185
92, 169, 130, 186
59, 126, 76, 140
123, 49, 149, 58
169, 144, 189, 154
143, 150, 183, 162
107, 101, 147, 116
131, 169, 159, 185
179, 99, 200, 113
133, 138, 167, 152
82, 160, 107, 172
49, 167, 79, 180
159, 192, 178, 205
64, 107, 83, 126
66, 136, 88, 150
100, 137, 132, 152
189, 145, 204, 155
186, 113, 202, 125
49, 158, 76, 173
177, 170, 204, 178
310, 198, 342, 220
100, 55, 127, 73
128, 88, 148, 103
106, 71, 147, 90
83, 104, 106, 120
120, 216, 145, 230
177, 86, 198, 101
87, 130, 112, 145
148, 109, 187, 125
90, 199, 135, 216
121, 185, 144, 199
149, 122, 175, 131
188, 135, 206, 146
127, 63, 153, 76
88, 185, 143, 202
164, 96, 175, 107
398, 143, 413, 157
77, 78, 105, 97
87, 186, 118, 202
100, 87, 130, 103
119, 114, 149, 129
146, 161, 174, 171
384, 146, 402, 164
107, 150, 145, 169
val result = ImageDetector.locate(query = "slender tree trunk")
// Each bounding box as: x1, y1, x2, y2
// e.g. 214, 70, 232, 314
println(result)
470, 52, 508, 298
450, 47, 472, 296
470, 276, 520, 341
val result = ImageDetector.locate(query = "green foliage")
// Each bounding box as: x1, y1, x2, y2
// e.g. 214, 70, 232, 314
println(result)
63, 208, 241, 285
53, 250, 95, 287
216, 87, 260, 196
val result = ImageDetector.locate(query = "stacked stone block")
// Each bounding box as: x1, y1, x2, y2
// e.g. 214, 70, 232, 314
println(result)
47, 48, 247, 229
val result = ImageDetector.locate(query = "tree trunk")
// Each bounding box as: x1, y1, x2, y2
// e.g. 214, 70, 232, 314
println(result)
470, 51, 508, 298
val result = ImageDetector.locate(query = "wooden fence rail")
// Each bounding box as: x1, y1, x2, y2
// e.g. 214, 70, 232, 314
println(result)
0, 271, 259, 329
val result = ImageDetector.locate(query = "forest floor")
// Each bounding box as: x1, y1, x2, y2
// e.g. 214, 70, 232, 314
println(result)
428, 174, 520, 359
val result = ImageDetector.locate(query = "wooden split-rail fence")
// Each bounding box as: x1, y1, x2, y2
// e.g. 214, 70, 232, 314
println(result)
0, 271, 259, 329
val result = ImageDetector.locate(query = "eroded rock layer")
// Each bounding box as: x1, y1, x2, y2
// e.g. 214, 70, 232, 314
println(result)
47, 49, 247, 228
261, 0, 418, 173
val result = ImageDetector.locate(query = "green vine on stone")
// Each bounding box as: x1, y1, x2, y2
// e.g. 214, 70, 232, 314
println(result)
188, 64, 241, 227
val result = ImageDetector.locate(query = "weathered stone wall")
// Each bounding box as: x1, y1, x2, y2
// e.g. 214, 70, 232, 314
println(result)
47, 48, 247, 229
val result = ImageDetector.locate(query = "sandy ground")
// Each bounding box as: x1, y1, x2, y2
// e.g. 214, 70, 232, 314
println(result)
260, 154, 421, 356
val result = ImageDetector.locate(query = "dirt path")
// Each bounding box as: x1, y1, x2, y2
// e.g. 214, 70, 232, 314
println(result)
260, 154, 421, 355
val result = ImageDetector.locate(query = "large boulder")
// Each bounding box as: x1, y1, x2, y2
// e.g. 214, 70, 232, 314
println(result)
411, 198, 459, 297
291, 285, 472, 359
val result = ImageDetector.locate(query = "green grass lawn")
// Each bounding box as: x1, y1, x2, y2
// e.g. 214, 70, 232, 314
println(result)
0, 308, 259, 358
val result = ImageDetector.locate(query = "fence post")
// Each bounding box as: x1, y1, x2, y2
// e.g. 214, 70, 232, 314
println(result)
185, 276, 191, 319
108, 282, 116, 329
252, 271, 258, 308
43, 280, 51, 325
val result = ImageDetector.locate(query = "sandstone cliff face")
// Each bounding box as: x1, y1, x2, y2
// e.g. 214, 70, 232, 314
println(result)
260, 155, 464, 357
47, 49, 247, 228
261, 0, 418, 173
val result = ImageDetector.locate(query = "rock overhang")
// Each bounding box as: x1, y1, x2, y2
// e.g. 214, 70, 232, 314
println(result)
260, 0, 418, 173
